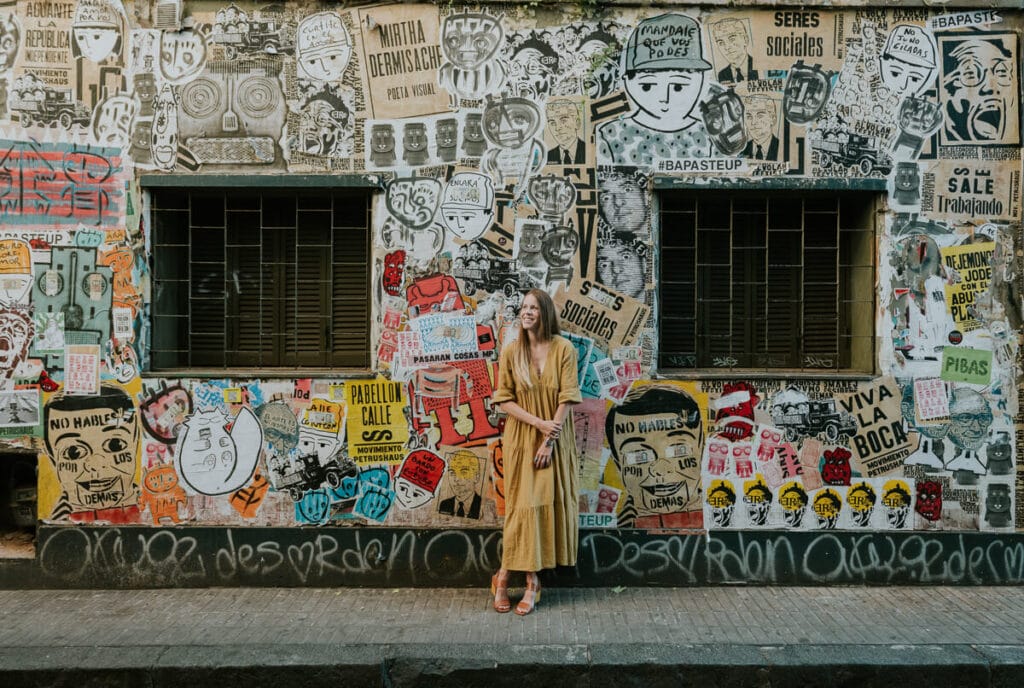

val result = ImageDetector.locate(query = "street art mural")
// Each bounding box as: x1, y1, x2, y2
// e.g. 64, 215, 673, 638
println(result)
0, 2, 1016, 544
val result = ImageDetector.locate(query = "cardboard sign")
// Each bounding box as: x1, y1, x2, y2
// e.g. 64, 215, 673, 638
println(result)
941, 242, 995, 332
941, 347, 993, 385
707, 11, 843, 77
356, 4, 448, 119
344, 379, 409, 464
937, 32, 1020, 147
838, 377, 917, 477
553, 276, 650, 352
922, 162, 1021, 223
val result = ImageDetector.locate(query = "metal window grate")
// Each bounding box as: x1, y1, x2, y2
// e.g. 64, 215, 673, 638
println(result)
659, 192, 875, 372
150, 189, 371, 369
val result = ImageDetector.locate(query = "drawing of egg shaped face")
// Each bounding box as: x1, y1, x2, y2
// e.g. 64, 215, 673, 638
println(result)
73, 26, 119, 62
297, 12, 352, 81
701, 91, 747, 155
482, 97, 540, 148
0, 13, 19, 71
151, 85, 178, 170
893, 162, 919, 192
159, 30, 207, 84
174, 407, 264, 497
176, 411, 238, 495
144, 464, 179, 493
394, 476, 432, 509
92, 95, 137, 147
441, 12, 503, 69
785, 63, 833, 124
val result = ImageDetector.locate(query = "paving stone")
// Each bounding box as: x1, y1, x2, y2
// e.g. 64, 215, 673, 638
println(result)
0, 587, 1023, 686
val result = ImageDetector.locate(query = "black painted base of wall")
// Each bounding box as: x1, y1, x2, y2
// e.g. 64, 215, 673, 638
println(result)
3, 526, 1022, 588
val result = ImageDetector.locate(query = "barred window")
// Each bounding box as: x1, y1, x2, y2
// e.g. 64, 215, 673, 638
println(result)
150, 189, 371, 369
658, 192, 876, 372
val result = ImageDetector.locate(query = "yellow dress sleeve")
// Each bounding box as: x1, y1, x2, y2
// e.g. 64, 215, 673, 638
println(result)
557, 338, 582, 405
492, 345, 517, 405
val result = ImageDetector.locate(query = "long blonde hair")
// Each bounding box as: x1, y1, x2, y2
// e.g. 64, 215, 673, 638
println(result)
511, 289, 561, 389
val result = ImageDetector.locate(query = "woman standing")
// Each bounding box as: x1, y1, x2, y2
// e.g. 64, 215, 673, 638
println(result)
490, 289, 581, 615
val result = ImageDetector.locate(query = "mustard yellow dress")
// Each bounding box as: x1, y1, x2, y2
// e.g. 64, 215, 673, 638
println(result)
492, 335, 581, 571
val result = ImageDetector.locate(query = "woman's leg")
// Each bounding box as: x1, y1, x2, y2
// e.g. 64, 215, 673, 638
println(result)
491, 567, 511, 613
514, 570, 541, 615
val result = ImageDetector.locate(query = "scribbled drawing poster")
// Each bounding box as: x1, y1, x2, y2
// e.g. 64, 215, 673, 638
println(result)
0, 140, 123, 226
344, 379, 409, 464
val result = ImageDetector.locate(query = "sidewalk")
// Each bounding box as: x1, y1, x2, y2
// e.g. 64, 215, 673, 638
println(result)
1, 585, 1022, 687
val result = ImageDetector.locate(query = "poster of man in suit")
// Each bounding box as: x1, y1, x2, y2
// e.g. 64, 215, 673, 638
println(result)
545, 99, 586, 165
741, 95, 781, 160
710, 18, 758, 84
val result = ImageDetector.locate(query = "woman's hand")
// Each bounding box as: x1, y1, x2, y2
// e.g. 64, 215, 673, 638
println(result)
534, 418, 562, 440
533, 440, 553, 469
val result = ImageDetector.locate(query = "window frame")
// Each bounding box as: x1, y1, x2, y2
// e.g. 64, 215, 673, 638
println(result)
653, 185, 880, 379
142, 177, 376, 376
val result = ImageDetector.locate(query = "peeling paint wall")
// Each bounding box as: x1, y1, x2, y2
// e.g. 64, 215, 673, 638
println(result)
0, 2, 1020, 538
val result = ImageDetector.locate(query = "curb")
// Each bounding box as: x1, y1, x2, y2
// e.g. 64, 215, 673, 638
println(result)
2, 643, 1022, 687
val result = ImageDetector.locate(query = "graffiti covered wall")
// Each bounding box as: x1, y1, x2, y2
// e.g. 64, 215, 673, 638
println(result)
0, 2, 1021, 545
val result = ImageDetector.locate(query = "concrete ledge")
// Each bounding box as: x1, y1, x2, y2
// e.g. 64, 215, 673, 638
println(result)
23, 526, 1024, 589
2, 643, 1022, 688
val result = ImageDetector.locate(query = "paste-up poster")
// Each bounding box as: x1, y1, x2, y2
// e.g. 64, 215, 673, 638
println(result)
14, 0, 75, 91
64, 344, 101, 395
838, 377, 918, 477
940, 347, 993, 386
344, 379, 409, 464
940, 241, 995, 332
709, 11, 843, 80
605, 380, 707, 523
703, 476, 741, 529
16, 0, 127, 120
436, 444, 488, 521
0, 388, 41, 437
543, 96, 592, 168
363, 112, 469, 170
553, 275, 650, 352
937, 31, 1019, 147
355, 3, 448, 118
579, 483, 619, 529
921, 161, 1021, 223
913, 378, 949, 421
574, 398, 608, 491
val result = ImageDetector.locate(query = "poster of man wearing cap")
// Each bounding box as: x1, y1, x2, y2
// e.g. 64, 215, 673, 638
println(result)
879, 25, 938, 101
597, 14, 713, 167
296, 11, 353, 82
71, 0, 124, 63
